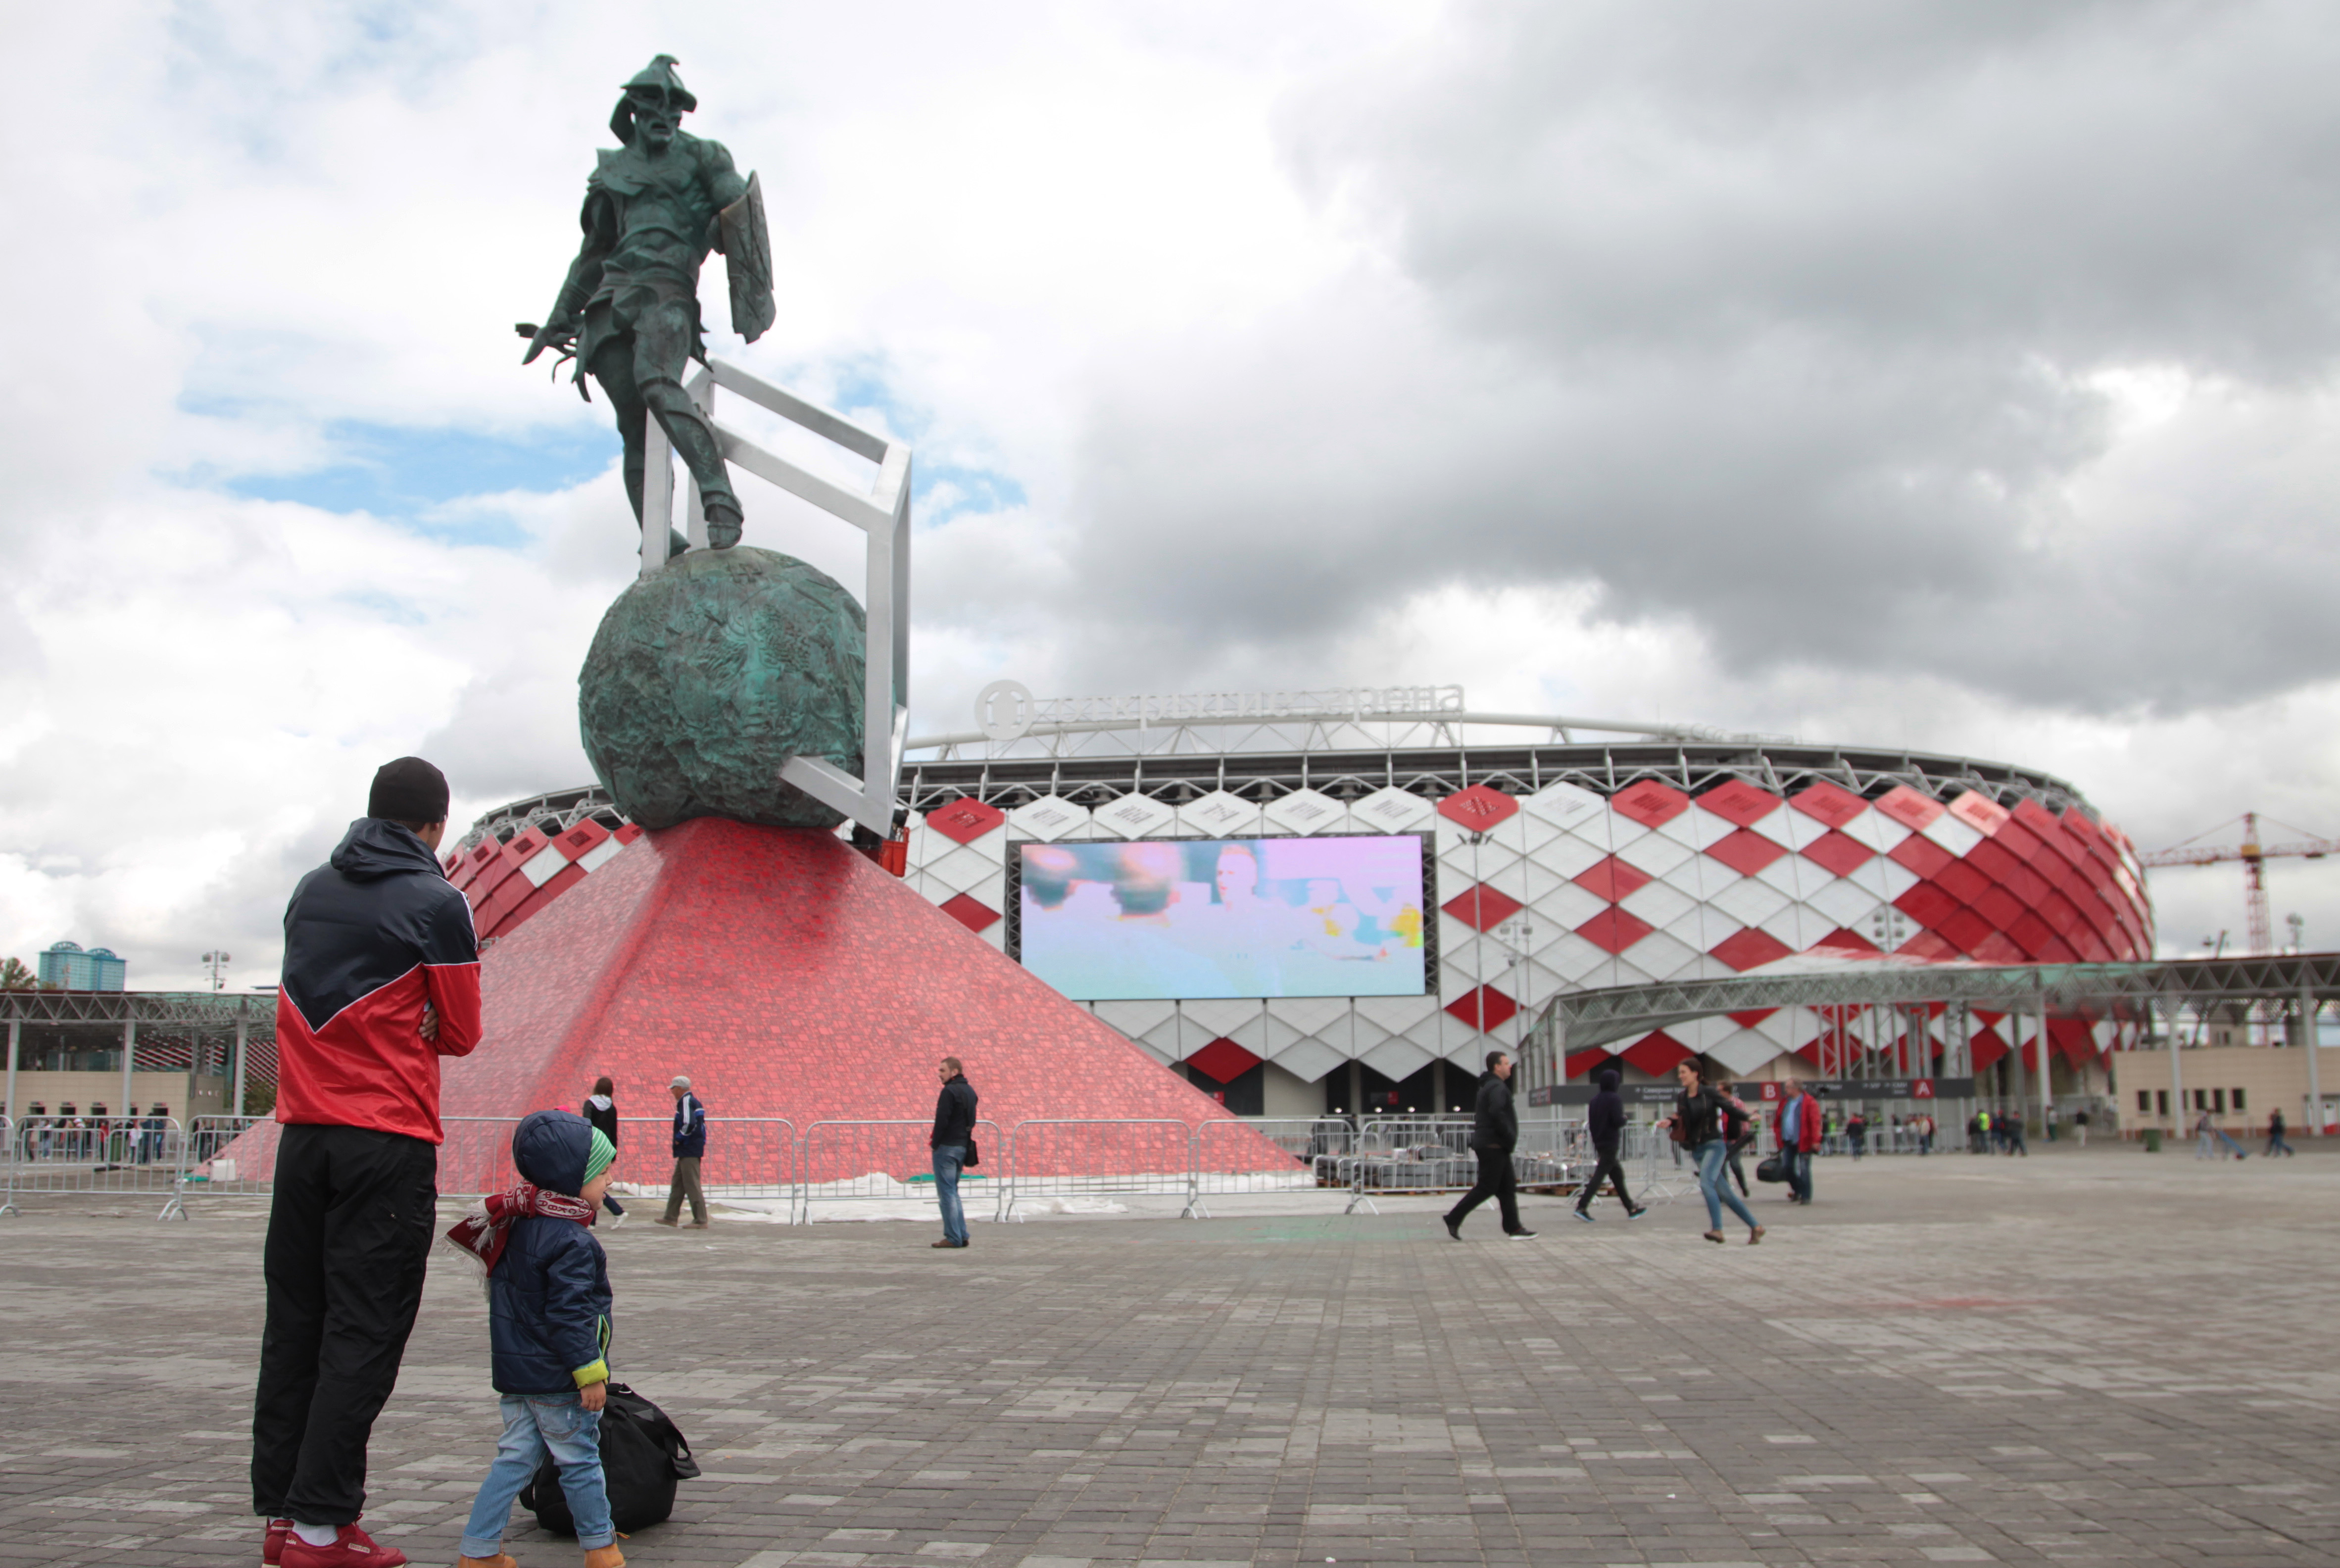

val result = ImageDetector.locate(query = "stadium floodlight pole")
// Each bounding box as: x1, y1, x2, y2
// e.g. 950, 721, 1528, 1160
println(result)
2301, 977, 2322, 1137
3, 1016, 16, 1123
2034, 970, 2049, 1136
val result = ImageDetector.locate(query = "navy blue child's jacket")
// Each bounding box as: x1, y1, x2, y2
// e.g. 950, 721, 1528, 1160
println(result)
488, 1110, 614, 1396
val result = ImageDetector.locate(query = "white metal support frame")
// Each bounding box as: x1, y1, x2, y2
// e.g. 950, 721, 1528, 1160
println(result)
638, 357, 912, 836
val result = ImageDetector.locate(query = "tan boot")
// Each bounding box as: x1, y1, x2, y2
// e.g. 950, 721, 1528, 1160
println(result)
583, 1547, 627, 1568
457, 1557, 518, 1568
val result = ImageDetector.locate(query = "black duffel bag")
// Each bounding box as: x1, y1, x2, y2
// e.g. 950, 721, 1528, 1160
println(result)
523, 1381, 700, 1536
1755, 1154, 1786, 1184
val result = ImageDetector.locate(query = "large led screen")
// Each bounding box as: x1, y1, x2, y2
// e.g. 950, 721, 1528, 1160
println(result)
1015, 835, 1428, 1001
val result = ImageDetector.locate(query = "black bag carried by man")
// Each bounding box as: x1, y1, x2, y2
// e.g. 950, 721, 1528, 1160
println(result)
1755, 1154, 1786, 1185
522, 1381, 700, 1535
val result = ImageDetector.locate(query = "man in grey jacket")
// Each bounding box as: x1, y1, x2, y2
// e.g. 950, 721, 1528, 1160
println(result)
1443, 1051, 1536, 1240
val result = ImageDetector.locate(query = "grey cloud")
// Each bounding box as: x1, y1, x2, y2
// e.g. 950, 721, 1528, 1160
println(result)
1029, 0, 2340, 715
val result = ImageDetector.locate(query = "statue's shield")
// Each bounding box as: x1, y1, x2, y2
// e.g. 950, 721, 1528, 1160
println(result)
722, 172, 777, 343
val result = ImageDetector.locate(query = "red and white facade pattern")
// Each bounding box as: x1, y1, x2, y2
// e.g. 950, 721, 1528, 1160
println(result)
443, 817, 646, 942
900, 774, 2155, 1087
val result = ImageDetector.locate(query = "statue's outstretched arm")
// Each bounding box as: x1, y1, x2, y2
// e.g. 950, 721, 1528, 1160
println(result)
523, 194, 617, 365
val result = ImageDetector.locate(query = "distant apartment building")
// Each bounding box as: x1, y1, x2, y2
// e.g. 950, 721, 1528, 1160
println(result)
38, 942, 127, 991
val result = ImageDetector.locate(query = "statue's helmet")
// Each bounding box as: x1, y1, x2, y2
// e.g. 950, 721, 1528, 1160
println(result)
611, 54, 696, 143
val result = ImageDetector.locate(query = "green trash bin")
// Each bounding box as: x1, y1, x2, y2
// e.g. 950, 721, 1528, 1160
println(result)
2143, 1128, 2162, 1153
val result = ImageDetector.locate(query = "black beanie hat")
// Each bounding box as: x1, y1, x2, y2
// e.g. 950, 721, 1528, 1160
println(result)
368, 757, 450, 825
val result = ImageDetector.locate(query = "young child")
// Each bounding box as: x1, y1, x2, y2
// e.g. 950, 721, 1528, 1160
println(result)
445, 1109, 625, 1568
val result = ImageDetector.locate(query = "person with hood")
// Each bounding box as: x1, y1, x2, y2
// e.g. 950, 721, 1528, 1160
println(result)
583, 1077, 624, 1219
1776, 1082, 1822, 1204
446, 1110, 625, 1568
930, 1056, 978, 1249
253, 758, 481, 1568
1444, 1050, 1536, 1240
1572, 1068, 1645, 1222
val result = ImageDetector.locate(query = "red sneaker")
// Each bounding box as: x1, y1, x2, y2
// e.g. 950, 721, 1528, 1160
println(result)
263, 1519, 292, 1565
280, 1523, 408, 1568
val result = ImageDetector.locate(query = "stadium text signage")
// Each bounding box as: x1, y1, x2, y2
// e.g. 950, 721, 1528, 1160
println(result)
1532, 1077, 1972, 1107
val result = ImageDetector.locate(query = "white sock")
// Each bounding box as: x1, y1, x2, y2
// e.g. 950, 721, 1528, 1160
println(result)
293, 1522, 340, 1547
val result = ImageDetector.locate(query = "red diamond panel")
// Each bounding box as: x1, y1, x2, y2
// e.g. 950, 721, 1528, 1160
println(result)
1564, 1047, 1619, 1078
1889, 835, 1955, 879
1442, 883, 1525, 932
1948, 790, 2010, 835
1438, 784, 1520, 832
1620, 1031, 1692, 1076
1446, 984, 1519, 1031
940, 892, 1001, 933
1705, 829, 1788, 877
1970, 885, 2027, 932
1187, 1036, 1262, 1083
1873, 785, 1946, 831
2006, 912, 2058, 957
1576, 908, 1657, 955
925, 797, 1007, 845
1610, 779, 1690, 828
1971, 931, 2028, 964
1695, 779, 1782, 827
1997, 860, 2053, 909
1994, 820, 2045, 864
1574, 854, 1653, 902
1894, 882, 1964, 930
1800, 830, 1874, 877
1968, 1026, 2009, 1071
1932, 860, 1993, 905
1709, 926, 1794, 972
1727, 1008, 1779, 1027
1965, 839, 2026, 887
1814, 927, 1883, 956
1789, 780, 1866, 829
1900, 930, 1963, 963
553, 819, 613, 861
1936, 907, 1996, 955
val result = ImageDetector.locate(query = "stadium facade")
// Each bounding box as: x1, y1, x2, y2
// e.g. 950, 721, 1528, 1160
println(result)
450, 687, 2154, 1118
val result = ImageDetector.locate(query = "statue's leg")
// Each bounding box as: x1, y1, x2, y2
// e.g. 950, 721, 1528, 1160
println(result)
590, 339, 650, 525
633, 301, 744, 547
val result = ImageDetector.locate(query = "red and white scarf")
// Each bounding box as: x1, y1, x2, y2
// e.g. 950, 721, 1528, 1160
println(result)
444, 1183, 597, 1275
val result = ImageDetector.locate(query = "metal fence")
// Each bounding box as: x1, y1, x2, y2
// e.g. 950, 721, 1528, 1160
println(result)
1005, 1119, 1202, 1220
615, 1116, 798, 1205
1194, 1116, 1348, 1208
798, 1118, 1006, 1225
1338, 1115, 1587, 1215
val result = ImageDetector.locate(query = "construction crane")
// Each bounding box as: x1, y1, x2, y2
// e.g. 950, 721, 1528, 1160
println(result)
2139, 812, 2340, 956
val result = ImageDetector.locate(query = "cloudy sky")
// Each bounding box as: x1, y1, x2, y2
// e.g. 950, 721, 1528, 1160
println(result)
6, 0, 2339, 988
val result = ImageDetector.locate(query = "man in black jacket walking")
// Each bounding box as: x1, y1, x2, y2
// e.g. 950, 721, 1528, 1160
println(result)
930, 1057, 978, 1249
1572, 1068, 1645, 1222
1444, 1051, 1536, 1239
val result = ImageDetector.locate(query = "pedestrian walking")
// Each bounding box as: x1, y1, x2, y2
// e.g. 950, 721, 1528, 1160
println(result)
444, 1110, 626, 1568
582, 1077, 624, 1219
1916, 1112, 1936, 1156
657, 1077, 709, 1227
2045, 1103, 2060, 1142
1659, 1058, 1764, 1245
254, 757, 481, 1568
1776, 1083, 1821, 1204
1846, 1110, 1868, 1160
1571, 1068, 1644, 1222
2072, 1108, 2089, 1148
1444, 1051, 1536, 1240
2266, 1109, 2294, 1157
929, 1056, 978, 1249
1721, 1091, 1756, 1197
2004, 1111, 2028, 1156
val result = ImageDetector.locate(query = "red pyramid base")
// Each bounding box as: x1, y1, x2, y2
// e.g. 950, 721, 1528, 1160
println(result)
230, 818, 1281, 1189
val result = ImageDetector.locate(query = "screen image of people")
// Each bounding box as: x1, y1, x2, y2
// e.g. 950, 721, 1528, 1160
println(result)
1016, 835, 1427, 1000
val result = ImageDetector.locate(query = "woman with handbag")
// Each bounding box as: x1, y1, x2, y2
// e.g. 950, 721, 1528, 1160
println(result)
1658, 1057, 1765, 1245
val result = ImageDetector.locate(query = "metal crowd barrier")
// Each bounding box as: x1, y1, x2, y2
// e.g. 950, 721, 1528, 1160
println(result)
1005, 1118, 1202, 1220
1194, 1116, 1349, 1208
798, 1118, 1005, 1225
615, 1115, 798, 1210
1337, 1114, 1588, 1214
5, 1114, 191, 1219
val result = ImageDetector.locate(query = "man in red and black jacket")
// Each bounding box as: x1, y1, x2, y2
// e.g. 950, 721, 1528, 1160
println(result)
252, 758, 481, 1568
1774, 1083, 1823, 1206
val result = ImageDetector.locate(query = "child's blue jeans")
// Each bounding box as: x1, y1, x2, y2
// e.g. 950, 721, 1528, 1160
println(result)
458, 1391, 615, 1555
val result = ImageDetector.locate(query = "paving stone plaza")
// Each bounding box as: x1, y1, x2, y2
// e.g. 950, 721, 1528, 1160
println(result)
4, 1146, 2336, 1568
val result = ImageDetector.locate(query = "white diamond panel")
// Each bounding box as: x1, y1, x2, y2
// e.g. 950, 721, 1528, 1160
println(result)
1524, 781, 1605, 833
1352, 786, 1434, 834
1009, 795, 1089, 842
1265, 787, 1347, 835
1092, 791, 1176, 840
1176, 788, 1261, 837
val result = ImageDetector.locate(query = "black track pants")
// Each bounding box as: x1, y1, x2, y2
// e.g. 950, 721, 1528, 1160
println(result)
1575, 1148, 1636, 1212
251, 1124, 437, 1524
1446, 1150, 1521, 1233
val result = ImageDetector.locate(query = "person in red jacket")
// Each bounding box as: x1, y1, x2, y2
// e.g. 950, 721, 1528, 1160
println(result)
1774, 1084, 1823, 1205
252, 758, 482, 1568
